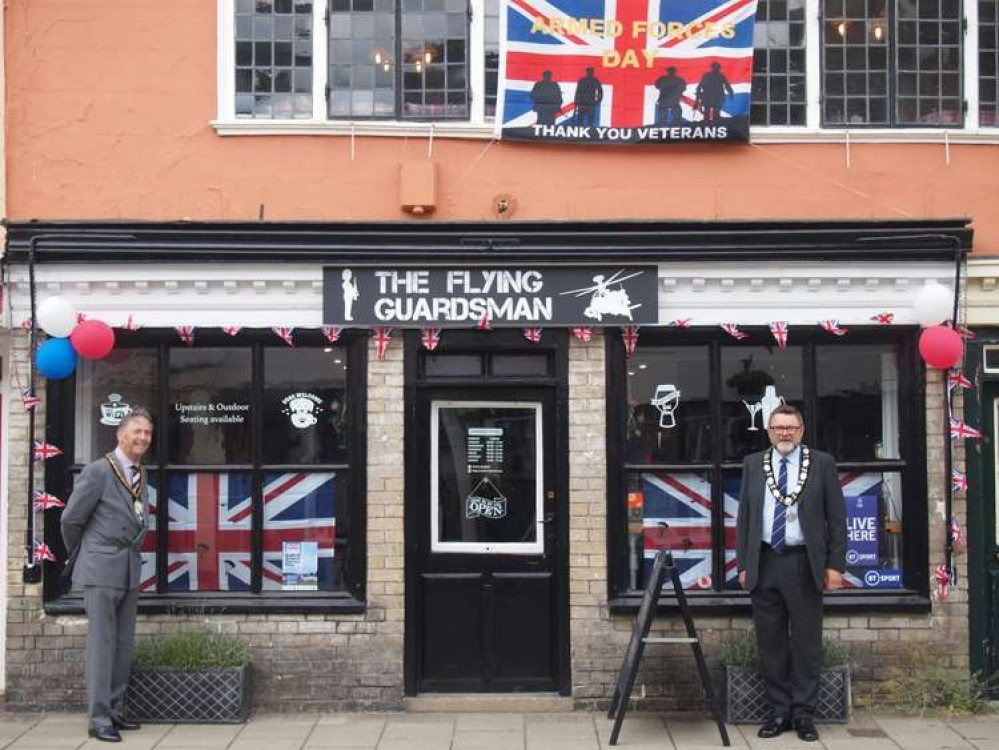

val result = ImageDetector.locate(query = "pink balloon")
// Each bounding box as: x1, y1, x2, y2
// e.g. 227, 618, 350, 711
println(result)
70, 320, 116, 360
918, 325, 964, 370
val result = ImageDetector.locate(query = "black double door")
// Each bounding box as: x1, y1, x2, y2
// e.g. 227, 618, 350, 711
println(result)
406, 384, 567, 693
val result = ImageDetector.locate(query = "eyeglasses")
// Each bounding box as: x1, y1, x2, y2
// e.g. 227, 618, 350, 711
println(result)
768, 425, 802, 434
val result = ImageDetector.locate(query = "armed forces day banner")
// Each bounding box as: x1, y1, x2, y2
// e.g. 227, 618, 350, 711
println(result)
495, 0, 759, 144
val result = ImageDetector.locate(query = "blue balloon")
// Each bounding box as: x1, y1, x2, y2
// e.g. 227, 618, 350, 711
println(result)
36, 337, 78, 380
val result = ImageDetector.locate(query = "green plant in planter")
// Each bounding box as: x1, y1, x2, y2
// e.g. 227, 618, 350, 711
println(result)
721, 629, 849, 670
133, 628, 251, 669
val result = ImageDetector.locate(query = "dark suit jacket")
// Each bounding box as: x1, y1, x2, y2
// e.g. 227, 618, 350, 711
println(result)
60, 455, 149, 591
735, 447, 847, 592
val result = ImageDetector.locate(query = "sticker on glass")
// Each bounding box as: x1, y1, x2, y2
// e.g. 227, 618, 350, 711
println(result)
282, 392, 323, 429
650, 384, 681, 429
100, 393, 133, 426
743, 385, 785, 432
466, 477, 508, 520
467, 427, 504, 474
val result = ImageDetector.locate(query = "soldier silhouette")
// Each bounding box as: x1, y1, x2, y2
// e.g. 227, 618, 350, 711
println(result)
574, 67, 603, 127
654, 66, 686, 125
531, 70, 563, 126
695, 62, 734, 122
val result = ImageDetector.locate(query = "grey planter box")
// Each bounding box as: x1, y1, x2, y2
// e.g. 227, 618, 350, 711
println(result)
125, 665, 250, 724
724, 665, 850, 724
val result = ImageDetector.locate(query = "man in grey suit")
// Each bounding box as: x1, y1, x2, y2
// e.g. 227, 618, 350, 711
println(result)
61, 409, 152, 742
736, 404, 846, 743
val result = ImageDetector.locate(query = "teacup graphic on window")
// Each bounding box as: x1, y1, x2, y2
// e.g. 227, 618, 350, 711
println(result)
281, 392, 323, 429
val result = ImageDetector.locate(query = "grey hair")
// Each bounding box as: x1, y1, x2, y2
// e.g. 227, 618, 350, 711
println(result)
117, 408, 153, 434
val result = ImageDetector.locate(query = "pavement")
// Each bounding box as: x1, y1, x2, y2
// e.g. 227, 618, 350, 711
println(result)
0, 711, 998, 750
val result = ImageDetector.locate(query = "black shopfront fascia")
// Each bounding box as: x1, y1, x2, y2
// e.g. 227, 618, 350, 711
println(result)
41, 328, 368, 615
606, 326, 932, 615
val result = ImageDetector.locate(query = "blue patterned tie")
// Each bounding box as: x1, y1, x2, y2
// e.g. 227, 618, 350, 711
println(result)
771, 457, 788, 552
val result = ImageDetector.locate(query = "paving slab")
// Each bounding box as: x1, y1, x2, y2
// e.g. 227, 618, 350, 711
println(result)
157, 725, 245, 747
305, 717, 386, 748
874, 716, 977, 749
379, 719, 454, 744
661, 718, 745, 749
454, 714, 525, 733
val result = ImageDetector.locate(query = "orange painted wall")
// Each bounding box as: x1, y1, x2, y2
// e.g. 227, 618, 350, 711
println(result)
7, 0, 999, 250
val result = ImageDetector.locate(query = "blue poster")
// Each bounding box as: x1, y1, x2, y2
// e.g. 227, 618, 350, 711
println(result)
843, 478, 880, 568
496, 0, 760, 144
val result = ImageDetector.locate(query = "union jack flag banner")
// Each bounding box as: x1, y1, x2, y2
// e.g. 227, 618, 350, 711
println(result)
621, 325, 640, 357
496, 0, 759, 144
176, 325, 195, 346
321, 325, 342, 343
871, 311, 894, 325
33, 440, 63, 462
571, 326, 593, 342
950, 417, 983, 441
121, 314, 141, 331
768, 320, 788, 349
21, 389, 41, 411
818, 320, 848, 336
420, 327, 442, 351
33, 491, 65, 512
947, 370, 973, 393
140, 472, 336, 593
952, 468, 968, 492
33, 540, 57, 563
272, 326, 295, 347
640, 472, 739, 590
668, 318, 693, 328
523, 327, 543, 342
719, 323, 747, 340
222, 326, 243, 337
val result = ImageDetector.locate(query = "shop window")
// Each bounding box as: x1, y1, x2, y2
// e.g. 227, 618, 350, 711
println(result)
609, 330, 923, 602
52, 332, 367, 608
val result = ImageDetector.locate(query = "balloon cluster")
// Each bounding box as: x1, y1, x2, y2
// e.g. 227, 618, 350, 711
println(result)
913, 283, 963, 370
34, 298, 116, 380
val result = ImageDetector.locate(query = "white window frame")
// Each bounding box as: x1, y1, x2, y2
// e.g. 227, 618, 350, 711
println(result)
430, 400, 544, 555
214, 0, 999, 142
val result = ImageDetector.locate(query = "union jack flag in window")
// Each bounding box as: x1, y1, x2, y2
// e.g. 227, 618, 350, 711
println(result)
140, 472, 337, 593
496, 0, 759, 143
639, 472, 739, 591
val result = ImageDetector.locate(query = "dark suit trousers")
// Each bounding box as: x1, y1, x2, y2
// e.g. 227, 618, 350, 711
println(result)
751, 546, 823, 720
84, 586, 139, 729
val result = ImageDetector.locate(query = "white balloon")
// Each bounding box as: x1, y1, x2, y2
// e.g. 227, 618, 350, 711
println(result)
36, 296, 77, 338
912, 283, 953, 327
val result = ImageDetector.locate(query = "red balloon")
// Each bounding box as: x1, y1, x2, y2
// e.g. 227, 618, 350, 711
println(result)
70, 320, 116, 360
918, 325, 964, 369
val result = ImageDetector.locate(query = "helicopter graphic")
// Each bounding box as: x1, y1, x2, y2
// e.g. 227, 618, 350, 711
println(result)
560, 270, 645, 322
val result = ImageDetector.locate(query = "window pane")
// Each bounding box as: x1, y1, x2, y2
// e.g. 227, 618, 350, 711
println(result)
626, 346, 710, 464
491, 354, 550, 376
816, 344, 901, 461
721, 345, 804, 461
841, 471, 904, 588
169, 349, 252, 464
234, 0, 313, 119
425, 354, 483, 376
328, 0, 396, 119
483, 0, 500, 118
263, 347, 349, 464
75, 351, 158, 464
628, 471, 729, 591
981, 0, 999, 126
751, 0, 807, 126
165, 471, 253, 592
261, 471, 342, 591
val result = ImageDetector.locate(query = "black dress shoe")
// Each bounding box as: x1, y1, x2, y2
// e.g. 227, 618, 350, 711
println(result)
87, 726, 122, 743
757, 717, 793, 738
794, 718, 820, 742
111, 717, 141, 731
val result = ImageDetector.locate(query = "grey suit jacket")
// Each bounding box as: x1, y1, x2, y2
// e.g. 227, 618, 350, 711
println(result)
735, 447, 847, 592
60, 455, 149, 591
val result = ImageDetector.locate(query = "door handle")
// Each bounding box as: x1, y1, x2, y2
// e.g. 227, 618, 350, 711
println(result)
543, 513, 555, 524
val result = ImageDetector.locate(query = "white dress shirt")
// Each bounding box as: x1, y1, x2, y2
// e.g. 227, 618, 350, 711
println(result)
761, 445, 805, 546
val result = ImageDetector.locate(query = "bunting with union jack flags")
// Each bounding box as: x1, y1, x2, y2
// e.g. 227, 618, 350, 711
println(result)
496, 0, 759, 143
139, 472, 336, 593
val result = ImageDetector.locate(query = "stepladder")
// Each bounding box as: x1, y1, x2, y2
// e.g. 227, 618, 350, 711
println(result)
607, 549, 730, 747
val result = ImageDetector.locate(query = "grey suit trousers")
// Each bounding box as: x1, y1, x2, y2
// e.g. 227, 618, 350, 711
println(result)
84, 585, 139, 729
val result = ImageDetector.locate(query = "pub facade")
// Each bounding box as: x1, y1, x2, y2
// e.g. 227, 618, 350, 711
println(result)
2, 0, 997, 711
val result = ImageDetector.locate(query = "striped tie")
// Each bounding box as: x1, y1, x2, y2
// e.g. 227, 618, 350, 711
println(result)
771, 458, 788, 552
129, 465, 140, 490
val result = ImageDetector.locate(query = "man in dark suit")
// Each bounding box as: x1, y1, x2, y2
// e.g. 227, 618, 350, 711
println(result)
61, 409, 152, 742
736, 404, 846, 743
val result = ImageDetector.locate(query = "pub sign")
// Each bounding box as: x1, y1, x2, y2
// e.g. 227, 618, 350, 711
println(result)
322, 266, 658, 327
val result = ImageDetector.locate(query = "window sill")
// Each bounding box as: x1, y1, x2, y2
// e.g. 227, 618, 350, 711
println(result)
608, 590, 931, 615
211, 119, 999, 144
45, 592, 366, 616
